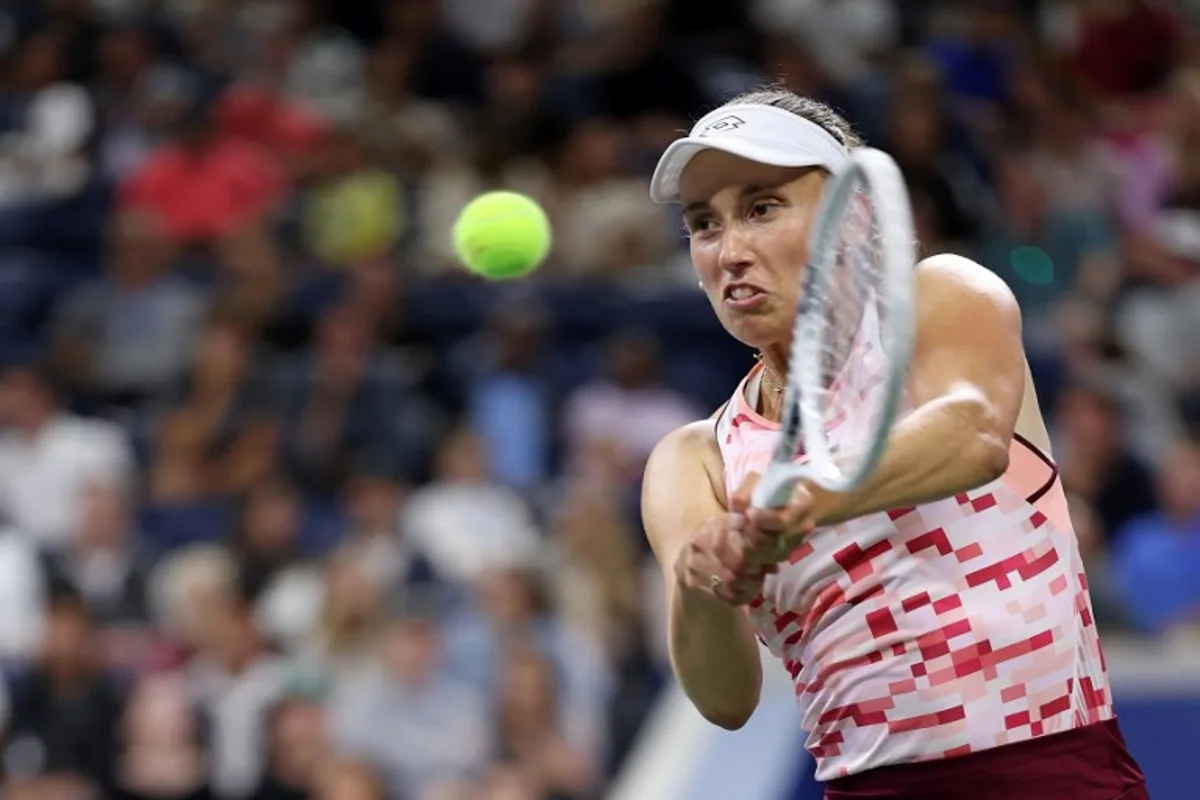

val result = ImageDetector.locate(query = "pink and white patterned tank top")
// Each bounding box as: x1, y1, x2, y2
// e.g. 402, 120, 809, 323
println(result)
715, 364, 1114, 780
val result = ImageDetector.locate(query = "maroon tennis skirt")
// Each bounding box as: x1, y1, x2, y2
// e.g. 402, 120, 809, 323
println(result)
824, 719, 1148, 800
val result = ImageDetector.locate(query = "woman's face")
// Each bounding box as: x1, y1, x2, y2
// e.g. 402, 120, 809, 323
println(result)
245, 487, 299, 555
124, 675, 195, 746
680, 151, 825, 350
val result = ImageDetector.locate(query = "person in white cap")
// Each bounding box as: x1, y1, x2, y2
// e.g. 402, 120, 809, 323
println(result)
640, 88, 1147, 800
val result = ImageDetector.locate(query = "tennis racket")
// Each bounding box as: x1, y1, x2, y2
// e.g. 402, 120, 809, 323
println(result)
751, 147, 916, 509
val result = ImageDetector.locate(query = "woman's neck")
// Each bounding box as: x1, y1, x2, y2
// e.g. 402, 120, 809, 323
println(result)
756, 347, 789, 421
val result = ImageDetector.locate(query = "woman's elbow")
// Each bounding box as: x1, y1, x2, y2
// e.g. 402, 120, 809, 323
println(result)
954, 395, 1012, 484
703, 705, 756, 731
972, 431, 1011, 484
683, 672, 761, 731
701, 673, 761, 730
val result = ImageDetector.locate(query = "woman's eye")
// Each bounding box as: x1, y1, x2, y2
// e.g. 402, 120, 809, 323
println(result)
749, 200, 779, 218
690, 216, 715, 233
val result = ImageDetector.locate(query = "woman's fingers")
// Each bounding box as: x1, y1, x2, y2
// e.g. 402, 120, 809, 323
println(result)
742, 481, 817, 562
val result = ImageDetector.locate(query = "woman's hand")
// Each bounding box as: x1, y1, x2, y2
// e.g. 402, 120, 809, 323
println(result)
674, 514, 777, 606
730, 472, 820, 566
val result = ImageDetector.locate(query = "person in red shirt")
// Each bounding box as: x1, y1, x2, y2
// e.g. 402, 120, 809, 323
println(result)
1068, 0, 1180, 100
119, 92, 287, 244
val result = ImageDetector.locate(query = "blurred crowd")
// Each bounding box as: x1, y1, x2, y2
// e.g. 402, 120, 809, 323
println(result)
0, 0, 1197, 799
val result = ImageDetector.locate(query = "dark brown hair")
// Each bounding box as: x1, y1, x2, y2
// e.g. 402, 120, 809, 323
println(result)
725, 86, 863, 150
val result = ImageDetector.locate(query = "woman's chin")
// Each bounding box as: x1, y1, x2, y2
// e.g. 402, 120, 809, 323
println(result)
722, 309, 790, 351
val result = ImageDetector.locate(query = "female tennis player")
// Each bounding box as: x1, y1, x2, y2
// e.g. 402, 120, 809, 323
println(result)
641, 88, 1147, 800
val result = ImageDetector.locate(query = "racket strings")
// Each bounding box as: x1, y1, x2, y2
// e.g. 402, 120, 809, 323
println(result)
810, 182, 891, 475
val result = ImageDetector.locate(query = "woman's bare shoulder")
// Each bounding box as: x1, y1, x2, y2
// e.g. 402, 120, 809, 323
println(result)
643, 420, 727, 511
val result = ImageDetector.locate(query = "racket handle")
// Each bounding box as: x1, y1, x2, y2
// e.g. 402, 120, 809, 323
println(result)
752, 466, 797, 509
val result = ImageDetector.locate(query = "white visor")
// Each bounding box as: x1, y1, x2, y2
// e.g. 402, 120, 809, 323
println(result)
649, 103, 851, 204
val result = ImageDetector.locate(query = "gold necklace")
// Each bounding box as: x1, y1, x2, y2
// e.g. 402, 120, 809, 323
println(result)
754, 353, 785, 395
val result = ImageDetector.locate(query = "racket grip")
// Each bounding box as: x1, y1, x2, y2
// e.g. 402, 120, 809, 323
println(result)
752, 467, 796, 509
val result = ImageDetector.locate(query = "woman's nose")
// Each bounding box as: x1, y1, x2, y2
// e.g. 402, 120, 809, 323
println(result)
717, 223, 755, 274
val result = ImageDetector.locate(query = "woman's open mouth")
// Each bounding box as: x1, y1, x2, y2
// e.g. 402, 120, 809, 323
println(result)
723, 283, 768, 310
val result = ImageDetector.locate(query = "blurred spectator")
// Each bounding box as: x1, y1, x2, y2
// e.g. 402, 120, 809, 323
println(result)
978, 144, 1115, 347
1057, 0, 1180, 100
380, 0, 486, 104
301, 546, 385, 676
151, 307, 279, 500
923, 3, 1022, 114
546, 483, 663, 771
1117, 68, 1200, 388
1052, 384, 1158, 543
547, 487, 640, 654
459, 305, 551, 489
751, 0, 899, 86
440, 0, 545, 56
495, 644, 597, 800
234, 477, 325, 652
281, 8, 367, 126
403, 427, 540, 586
252, 682, 330, 800
341, 462, 440, 593
113, 672, 213, 800
341, 258, 423, 355
188, 583, 286, 800
147, 545, 238, 656
472, 53, 550, 174
234, 477, 307, 594
0, 524, 45, 662
214, 79, 328, 183
887, 79, 986, 247
1067, 493, 1131, 632
277, 301, 437, 495
1028, 86, 1121, 218
549, 118, 676, 284
52, 210, 207, 404
93, 20, 170, 184
143, 405, 239, 553
443, 568, 612, 777
43, 482, 153, 669
331, 602, 492, 800
211, 224, 288, 332
120, 89, 286, 245
2, 585, 126, 795
1111, 438, 1200, 636
0, 362, 134, 551
40, 0, 104, 83
350, 42, 427, 175
0, 29, 93, 207
563, 328, 702, 482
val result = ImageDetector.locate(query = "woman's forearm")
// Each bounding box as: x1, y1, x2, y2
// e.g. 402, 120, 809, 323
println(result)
816, 389, 1012, 527
668, 577, 762, 730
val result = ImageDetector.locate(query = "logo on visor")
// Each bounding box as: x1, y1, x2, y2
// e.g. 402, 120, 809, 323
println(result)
699, 115, 746, 135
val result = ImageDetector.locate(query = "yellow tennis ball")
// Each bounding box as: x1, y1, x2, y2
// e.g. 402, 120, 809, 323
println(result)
452, 191, 551, 280
307, 170, 403, 265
